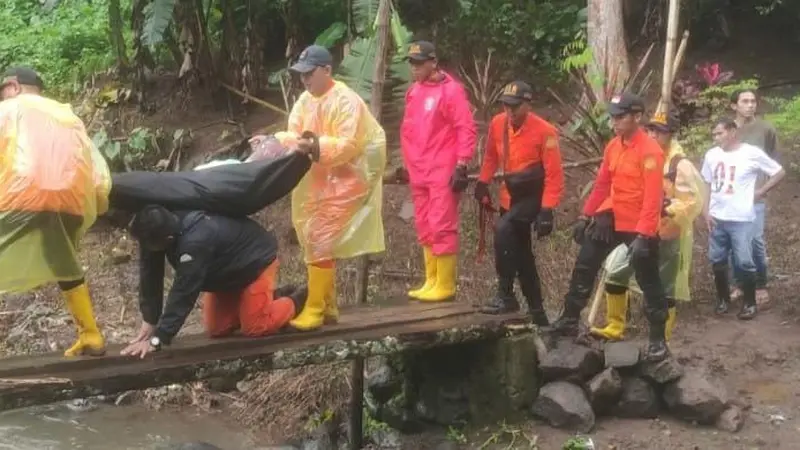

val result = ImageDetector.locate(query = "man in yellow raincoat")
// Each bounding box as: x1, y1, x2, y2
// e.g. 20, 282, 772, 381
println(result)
0, 67, 111, 356
591, 112, 705, 343
252, 45, 386, 331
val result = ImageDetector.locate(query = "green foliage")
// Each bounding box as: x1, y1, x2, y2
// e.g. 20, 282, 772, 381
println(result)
93, 126, 188, 171
436, 0, 586, 78
765, 94, 800, 141
142, 0, 177, 47
0, 0, 124, 99
678, 79, 760, 154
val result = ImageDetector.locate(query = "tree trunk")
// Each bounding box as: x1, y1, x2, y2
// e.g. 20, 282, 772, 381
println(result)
108, 0, 129, 73
587, 0, 630, 101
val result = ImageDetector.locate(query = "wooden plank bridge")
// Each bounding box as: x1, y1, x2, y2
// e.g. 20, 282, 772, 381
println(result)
0, 302, 534, 413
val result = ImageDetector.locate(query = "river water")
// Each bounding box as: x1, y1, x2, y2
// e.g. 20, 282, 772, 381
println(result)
0, 401, 265, 450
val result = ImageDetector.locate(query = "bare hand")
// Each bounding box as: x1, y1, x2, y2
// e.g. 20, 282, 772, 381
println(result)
129, 322, 155, 344
705, 215, 716, 233
248, 134, 268, 146
295, 138, 313, 154
754, 189, 765, 201
120, 340, 156, 359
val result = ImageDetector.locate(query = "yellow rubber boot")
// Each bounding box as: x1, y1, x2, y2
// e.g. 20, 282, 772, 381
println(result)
324, 276, 339, 325
417, 254, 456, 302
590, 292, 628, 341
408, 247, 437, 300
63, 283, 106, 357
665, 307, 677, 342
290, 265, 333, 331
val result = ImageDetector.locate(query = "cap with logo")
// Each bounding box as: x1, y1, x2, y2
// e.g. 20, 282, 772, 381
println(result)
406, 41, 436, 62
1, 66, 44, 90
498, 81, 534, 106
608, 92, 645, 116
645, 111, 680, 134
290, 45, 333, 74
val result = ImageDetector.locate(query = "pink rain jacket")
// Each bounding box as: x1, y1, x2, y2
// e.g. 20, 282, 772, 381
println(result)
401, 73, 477, 186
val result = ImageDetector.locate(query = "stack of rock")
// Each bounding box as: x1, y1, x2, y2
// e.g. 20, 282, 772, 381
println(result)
531, 339, 745, 433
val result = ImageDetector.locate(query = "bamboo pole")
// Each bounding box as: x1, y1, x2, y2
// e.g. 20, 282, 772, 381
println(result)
350, 1, 392, 449
656, 0, 681, 116
670, 30, 690, 83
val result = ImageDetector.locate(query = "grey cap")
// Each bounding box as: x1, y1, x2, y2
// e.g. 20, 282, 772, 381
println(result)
1, 66, 44, 90
290, 45, 333, 74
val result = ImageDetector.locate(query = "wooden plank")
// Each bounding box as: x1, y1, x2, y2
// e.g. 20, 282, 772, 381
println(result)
0, 301, 474, 378
0, 306, 533, 412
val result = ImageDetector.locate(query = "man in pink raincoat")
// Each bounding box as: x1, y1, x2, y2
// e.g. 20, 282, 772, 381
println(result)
401, 41, 477, 302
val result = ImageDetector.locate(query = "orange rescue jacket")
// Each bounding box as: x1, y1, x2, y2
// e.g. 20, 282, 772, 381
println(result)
478, 112, 564, 211
582, 128, 664, 237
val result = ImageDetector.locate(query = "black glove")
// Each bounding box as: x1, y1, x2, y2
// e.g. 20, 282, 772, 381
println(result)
630, 234, 654, 259
450, 164, 469, 193
588, 210, 614, 244
474, 181, 491, 203
535, 208, 554, 238
299, 131, 321, 162
571, 217, 588, 245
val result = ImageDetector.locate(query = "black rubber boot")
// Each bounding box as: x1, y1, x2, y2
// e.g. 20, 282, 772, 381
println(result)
738, 274, 758, 320
712, 263, 731, 315
550, 309, 580, 335
518, 264, 548, 326
643, 322, 669, 362
529, 308, 550, 327
480, 280, 520, 315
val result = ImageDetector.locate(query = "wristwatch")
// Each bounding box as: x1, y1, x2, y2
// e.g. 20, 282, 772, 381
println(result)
150, 336, 162, 351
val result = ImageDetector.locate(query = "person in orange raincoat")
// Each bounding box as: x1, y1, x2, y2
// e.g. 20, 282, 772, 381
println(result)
251, 45, 387, 332
473, 81, 564, 325
550, 92, 670, 362
0, 67, 111, 357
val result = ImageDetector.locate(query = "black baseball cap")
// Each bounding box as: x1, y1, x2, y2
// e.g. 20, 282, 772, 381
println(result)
406, 41, 436, 62
290, 45, 333, 74
645, 111, 680, 133
608, 92, 645, 116
498, 81, 534, 106
1, 66, 44, 90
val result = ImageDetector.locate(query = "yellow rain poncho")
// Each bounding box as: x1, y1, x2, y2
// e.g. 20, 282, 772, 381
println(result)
275, 80, 386, 264
605, 141, 706, 301
0, 94, 111, 293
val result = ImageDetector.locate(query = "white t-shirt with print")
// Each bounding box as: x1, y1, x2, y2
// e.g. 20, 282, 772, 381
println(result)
701, 143, 782, 222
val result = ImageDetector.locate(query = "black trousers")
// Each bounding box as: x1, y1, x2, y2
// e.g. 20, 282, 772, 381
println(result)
563, 231, 668, 325
493, 195, 544, 310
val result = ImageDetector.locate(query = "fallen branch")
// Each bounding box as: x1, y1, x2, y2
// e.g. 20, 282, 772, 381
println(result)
220, 82, 289, 116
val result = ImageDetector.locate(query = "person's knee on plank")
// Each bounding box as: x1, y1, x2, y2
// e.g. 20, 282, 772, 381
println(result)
122, 205, 287, 358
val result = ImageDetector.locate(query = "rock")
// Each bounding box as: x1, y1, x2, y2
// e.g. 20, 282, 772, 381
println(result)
206, 376, 240, 393
66, 398, 98, 413
367, 364, 402, 403
639, 357, 684, 385
612, 377, 659, 419
604, 341, 640, 369
587, 368, 622, 414
301, 419, 340, 450
662, 371, 727, 425
368, 427, 402, 448
531, 381, 595, 433
168, 444, 224, 450
716, 406, 745, 433
539, 340, 603, 382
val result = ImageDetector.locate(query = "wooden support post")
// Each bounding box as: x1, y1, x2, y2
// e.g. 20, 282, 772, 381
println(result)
349, 0, 392, 448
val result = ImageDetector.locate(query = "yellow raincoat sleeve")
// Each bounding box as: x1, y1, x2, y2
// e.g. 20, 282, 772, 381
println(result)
315, 91, 363, 167
665, 158, 705, 228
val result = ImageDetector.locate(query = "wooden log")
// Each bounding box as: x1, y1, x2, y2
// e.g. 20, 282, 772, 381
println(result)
0, 303, 531, 412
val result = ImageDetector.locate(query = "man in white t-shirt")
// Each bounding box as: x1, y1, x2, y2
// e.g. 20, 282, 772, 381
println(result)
701, 118, 785, 320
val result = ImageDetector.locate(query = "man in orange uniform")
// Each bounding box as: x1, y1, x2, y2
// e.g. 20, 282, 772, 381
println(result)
551, 93, 670, 362
474, 81, 564, 325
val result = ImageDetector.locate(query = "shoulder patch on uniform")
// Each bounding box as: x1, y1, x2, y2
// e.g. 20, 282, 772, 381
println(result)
545, 135, 557, 149
179, 253, 194, 263
643, 155, 658, 171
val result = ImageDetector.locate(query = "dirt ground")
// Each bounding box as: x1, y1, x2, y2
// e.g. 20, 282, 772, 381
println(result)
2, 34, 800, 449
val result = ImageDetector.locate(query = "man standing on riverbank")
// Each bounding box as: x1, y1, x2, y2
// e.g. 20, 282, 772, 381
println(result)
473, 81, 563, 325
701, 118, 784, 320
121, 205, 308, 358
402, 40, 477, 303
550, 93, 670, 361
729, 89, 779, 309
252, 45, 387, 332
0, 66, 112, 357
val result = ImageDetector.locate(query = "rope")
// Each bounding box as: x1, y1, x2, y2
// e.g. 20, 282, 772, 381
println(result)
476, 198, 497, 263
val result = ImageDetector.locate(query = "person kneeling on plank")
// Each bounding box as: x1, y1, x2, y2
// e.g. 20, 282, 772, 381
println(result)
550, 93, 670, 362
591, 111, 706, 343
120, 205, 307, 358
473, 81, 564, 325
250, 45, 387, 332
0, 67, 112, 357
